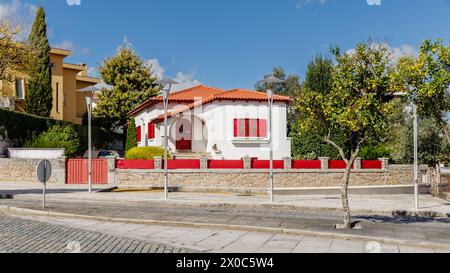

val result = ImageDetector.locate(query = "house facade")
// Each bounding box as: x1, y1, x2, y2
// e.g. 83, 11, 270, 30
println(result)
130, 85, 292, 160
0, 47, 100, 125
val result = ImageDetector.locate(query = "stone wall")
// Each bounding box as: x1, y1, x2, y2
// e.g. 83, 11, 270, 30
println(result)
0, 158, 66, 184
114, 165, 424, 193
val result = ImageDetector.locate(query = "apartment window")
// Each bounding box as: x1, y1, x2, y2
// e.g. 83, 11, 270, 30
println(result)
56, 82, 60, 113
233, 119, 267, 138
148, 121, 155, 140
15, 79, 25, 100
136, 126, 142, 142
50, 63, 56, 72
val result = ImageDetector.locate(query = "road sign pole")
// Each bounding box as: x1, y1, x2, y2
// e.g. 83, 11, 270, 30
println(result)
42, 181, 46, 209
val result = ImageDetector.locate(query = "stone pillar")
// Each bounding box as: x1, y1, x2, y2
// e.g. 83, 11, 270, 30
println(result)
319, 157, 329, 170
53, 156, 67, 184
354, 157, 362, 170
154, 156, 162, 170
200, 157, 209, 170
106, 156, 116, 185
283, 157, 292, 170
242, 156, 252, 170
379, 158, 389, 170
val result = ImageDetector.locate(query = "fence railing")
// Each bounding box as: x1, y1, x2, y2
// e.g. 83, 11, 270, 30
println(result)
116, 157, 387, 171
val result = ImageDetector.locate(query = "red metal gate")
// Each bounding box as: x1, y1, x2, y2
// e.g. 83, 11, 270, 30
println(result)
66, 159, 108, 185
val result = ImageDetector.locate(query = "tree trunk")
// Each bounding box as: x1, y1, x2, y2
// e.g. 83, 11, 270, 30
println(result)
324, 134, 365, 229
341, 154, 359, 229
430, 164, 441, 197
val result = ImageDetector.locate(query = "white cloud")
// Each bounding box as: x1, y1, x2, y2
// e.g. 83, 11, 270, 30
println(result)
87, 66, 98, 77
345, 43, 417, 64
66, 0, 81, 6
146, 59, 165, 79
367, 0, 381, 6
145, 58, 201, 92
54, 40, 90, 56
0, 0, 37, 38
172, 72, 201, 92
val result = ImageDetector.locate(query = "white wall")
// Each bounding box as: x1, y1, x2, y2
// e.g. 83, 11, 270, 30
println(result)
134, 100, 292, 160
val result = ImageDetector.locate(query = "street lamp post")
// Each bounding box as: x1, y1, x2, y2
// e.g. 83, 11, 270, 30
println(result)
86, 96, 93, 194
393, 92, 420, 210
78, 83, 112, 194
258, 76, 283, 202
413, 103, 419, 210
155, 78, 179, 199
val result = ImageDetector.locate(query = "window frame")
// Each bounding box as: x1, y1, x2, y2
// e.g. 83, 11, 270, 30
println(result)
15, 78, 25, 100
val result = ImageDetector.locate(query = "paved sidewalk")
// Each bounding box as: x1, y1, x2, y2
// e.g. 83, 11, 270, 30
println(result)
0, 214, 190, 253
1, 197, 450, 250
9, 214, 449, 253
1, 182, 449, 217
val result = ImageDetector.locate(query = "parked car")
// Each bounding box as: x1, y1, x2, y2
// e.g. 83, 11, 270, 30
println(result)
83, 150, 121, 159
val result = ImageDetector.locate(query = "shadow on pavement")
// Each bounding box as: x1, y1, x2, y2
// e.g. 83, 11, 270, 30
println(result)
355, 215, 450, 224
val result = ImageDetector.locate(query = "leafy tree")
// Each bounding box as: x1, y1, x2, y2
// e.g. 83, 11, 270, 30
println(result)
393, 115, 450, 165
292, 55, 352, 159
397, 39, 450, 147
255, 67, 301, 138
297, 42, 401, 229
0, 20, 30, 83
95, 46, 160, 131
125, 118, 137, 152
25, 7, 52, 117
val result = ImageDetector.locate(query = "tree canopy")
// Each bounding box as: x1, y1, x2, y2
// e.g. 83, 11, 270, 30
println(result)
95, 46, 161, 130
297, 42, 401, 228
25, 7, 53, 117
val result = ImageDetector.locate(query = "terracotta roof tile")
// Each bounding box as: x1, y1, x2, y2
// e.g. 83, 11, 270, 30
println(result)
130, 84, 291, 118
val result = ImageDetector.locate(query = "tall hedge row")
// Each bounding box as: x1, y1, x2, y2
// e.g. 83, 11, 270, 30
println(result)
0, 109, 123, 156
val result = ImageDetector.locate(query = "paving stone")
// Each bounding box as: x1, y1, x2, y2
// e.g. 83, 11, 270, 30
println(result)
0, 215, 192, 253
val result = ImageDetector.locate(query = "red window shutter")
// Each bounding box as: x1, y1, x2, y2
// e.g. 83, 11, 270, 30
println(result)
234, 119, 239, 137
258, 119, 267, 137
244, 119, 250, 137
148, 122, 155, 139
136, 126, 141, 142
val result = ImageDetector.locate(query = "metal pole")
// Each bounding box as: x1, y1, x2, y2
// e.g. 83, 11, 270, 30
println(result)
88, 96, 93, 195
43, 182, 46, 209
268, 91, 274, 202
164, 88, 169, 199
413, 103, 419, 210
42, 161, 46, 209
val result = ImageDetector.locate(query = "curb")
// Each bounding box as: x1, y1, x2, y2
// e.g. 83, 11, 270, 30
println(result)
9, 195, 450, 219
1, 205, 450, 251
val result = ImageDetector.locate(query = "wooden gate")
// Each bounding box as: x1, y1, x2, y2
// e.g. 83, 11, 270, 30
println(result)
66, 159, 108, 185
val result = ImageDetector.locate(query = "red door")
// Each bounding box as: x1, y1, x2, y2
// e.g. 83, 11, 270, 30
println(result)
175, 119, 192, 151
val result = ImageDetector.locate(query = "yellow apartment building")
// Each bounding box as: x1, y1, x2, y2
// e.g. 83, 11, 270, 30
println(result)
0, 47, 100, 125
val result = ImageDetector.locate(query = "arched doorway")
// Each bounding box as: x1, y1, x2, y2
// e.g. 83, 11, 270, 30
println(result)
175, 117, 192, 151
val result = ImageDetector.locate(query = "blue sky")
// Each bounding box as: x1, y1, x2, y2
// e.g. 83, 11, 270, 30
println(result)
1, 0, 450, 90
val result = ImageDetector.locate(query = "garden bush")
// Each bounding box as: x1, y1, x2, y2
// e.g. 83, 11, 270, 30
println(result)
24, 125, 82, 158
125, 146, 170, 160
1, 109, 124, 157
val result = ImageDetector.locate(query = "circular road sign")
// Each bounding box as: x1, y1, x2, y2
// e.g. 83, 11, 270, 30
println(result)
36, 159, 52, 184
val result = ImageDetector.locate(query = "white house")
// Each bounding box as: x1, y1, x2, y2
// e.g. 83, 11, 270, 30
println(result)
129, 85, 292, 160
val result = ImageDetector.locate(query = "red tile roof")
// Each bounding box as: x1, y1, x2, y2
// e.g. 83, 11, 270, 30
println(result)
129, 84, 291, 119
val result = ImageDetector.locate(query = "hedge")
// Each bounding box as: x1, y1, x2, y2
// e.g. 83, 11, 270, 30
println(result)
0, 109, 123, 157
125, 146, 170, 160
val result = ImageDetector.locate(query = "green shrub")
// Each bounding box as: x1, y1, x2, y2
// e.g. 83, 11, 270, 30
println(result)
125, 119, 137, 152
125, 146, 170, 160
0, 109, 124, 157
359, 144, 392, 160
24, 125, 82, 158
